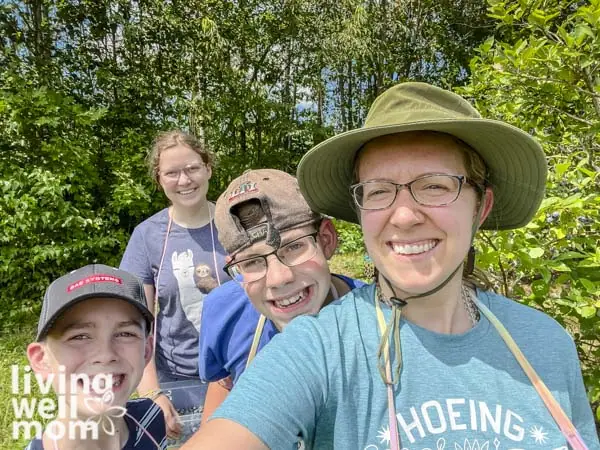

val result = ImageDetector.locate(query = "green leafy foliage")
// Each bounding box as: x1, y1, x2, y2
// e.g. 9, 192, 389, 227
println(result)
0, 80, 138, 328
0, 0, 598, 442
0, 0, 492, 335
461, 0, 600, 423
332, 219, 365, 255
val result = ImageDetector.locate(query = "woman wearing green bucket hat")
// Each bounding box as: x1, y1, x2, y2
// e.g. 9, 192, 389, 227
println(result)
183, 83, 599, 450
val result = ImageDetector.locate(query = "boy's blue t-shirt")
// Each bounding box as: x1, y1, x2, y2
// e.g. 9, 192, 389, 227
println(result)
25, 398, 167, 449
213, 284, 600, 450
199, 274, 365, 384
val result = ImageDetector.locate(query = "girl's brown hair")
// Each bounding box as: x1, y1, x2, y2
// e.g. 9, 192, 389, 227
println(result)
147, 130, 215, 184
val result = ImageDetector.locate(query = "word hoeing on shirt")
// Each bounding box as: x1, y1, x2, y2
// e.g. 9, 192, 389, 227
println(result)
397, 398, 526, 444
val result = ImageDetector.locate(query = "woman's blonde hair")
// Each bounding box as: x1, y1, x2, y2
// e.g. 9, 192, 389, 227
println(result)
147, 130, 215, 184
450, 135, 492, 291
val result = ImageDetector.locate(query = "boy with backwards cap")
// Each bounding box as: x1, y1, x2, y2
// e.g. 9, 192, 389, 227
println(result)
25, 264, 167, 449
198, 169, 364, 421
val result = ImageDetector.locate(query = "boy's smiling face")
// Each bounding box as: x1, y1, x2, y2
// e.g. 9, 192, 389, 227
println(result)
234, 220, 337, 331
27, 297, 152, 418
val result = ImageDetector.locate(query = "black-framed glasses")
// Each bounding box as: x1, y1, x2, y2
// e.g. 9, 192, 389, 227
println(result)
160, 163, 206, 182
351, 174, 476, 210
224, 233, 319, 283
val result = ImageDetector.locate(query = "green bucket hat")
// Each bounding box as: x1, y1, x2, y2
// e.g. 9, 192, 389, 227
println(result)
297, 82, 547, 230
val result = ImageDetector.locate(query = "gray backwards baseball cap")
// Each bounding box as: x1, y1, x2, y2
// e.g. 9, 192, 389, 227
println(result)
215, 169, 322, 257
37, 264, 153, 341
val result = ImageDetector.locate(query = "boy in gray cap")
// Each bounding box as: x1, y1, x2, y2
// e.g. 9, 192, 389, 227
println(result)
24, 264, 166, 449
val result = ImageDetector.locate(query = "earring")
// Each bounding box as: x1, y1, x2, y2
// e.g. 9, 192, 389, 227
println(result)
465, 246, 476, 275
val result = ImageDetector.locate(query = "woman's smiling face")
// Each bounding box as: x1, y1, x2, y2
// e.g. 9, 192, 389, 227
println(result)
157, 143, 212, 210
357, 132, 492, 298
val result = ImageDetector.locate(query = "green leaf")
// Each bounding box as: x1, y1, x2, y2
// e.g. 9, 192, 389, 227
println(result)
481, 37, 495, 53
549, 262, 572, 272
554, 251, 586, 261
555, 298, 575, 307
579, 278, 596, 291
554, 162, 570, 178
577, 306, 597, 318
531, 280, 549, 297
528, 247, 545, 258
573, 24, 594, 42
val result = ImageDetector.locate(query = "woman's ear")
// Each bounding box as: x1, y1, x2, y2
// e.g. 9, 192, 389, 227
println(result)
478, 187, 494, 226
316, 219, 338, 260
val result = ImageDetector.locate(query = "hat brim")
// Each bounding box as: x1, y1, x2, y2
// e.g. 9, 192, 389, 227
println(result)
297, 118, 547, 230
36, 293, 154, 341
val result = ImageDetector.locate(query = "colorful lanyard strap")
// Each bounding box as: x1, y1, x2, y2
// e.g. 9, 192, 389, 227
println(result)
154, 208, 174, 355
374, 290, 590, 450
473, 294, 589, 450
246, 314, 267, 369
375, 299, 402, 450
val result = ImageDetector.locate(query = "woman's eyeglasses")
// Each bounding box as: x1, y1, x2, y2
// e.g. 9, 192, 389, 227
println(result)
160, 163, 206, 182
350, 174, 480, 210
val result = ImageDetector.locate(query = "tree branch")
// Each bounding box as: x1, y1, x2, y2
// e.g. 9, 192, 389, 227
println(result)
543, 104, 594, 126
479, 232, 510, 297
582, 66, 600, 120
508, 70, 600, 99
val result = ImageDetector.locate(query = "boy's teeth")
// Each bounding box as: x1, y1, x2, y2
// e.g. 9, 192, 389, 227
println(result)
392, 240, 437, 255
275, 290, 306, 308
113, 375, 123, 387
179, 189, 195, 195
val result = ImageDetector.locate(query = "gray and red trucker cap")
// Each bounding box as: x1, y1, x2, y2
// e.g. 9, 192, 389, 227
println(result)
37, 264, 153, 341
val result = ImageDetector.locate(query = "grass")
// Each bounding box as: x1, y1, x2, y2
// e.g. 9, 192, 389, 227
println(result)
330, 252, 371, 282
0, 325, 37, 449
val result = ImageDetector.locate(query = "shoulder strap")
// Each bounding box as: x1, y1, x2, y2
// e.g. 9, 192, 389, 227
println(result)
374, 289, 591, 450
153, 208, 173, 354
246, 314, 267, 369
375, 298, 402, 450
474, 296, 589, 450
